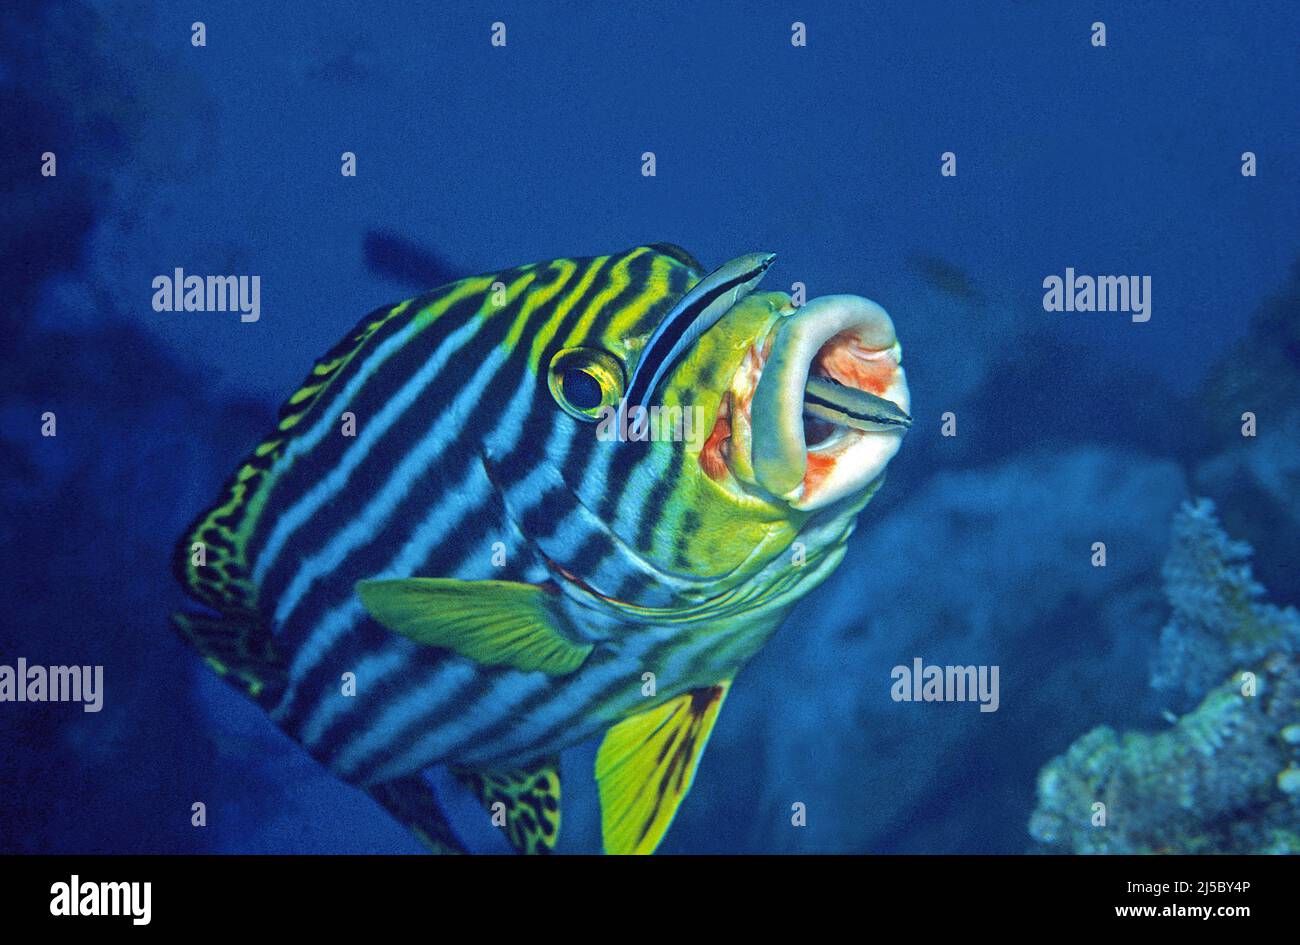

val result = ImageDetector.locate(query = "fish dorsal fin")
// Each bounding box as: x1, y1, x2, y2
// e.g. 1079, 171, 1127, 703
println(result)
171, 608, 284, 706
595, 681, 731, 855
356, 578, 593, 675
453, 758, 563, 854
174, 299, 412, 613
645, 243, 705, 274
368, 773, 467, 855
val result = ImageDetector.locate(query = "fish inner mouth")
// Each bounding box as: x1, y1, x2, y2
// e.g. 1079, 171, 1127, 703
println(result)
803, 415, 839, 451
803, 336, 912, 435
709, 295, 910, 511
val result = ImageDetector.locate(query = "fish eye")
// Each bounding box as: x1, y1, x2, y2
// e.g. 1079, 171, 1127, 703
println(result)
547, 347, 625, 422
562, 370, 603, 411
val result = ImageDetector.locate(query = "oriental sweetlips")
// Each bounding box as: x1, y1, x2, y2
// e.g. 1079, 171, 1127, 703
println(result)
173, 243, 911, 854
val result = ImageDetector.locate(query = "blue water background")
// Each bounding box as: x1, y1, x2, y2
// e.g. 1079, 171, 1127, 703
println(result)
1, 0, 1297, 853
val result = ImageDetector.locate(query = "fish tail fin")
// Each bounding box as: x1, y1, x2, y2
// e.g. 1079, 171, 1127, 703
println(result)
368, 774, 467, 854
171, 608, 285, 709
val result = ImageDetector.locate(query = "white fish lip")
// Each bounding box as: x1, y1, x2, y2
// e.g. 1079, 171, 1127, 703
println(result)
747, 295, 909, 510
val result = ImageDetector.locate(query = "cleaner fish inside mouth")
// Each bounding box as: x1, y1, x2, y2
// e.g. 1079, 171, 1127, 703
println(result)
738, 293, 910, 507
802, 374, 912, 435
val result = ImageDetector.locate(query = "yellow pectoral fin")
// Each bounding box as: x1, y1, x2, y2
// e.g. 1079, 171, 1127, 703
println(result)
356, 578, 592, 675
595, 681, 731, 855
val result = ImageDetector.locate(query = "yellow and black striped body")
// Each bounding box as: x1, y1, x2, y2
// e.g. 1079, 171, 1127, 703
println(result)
174, 244, 884, 850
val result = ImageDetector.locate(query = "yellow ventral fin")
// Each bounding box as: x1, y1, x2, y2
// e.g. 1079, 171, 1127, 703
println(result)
453, 758, 562, 855
595, 680, 731, 855
356, 578, 592, 675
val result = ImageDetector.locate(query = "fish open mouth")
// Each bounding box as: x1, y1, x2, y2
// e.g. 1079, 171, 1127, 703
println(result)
709, 295, 910, 511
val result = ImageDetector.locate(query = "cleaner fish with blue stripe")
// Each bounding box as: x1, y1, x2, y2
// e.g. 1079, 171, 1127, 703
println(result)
173, 243, 911, 854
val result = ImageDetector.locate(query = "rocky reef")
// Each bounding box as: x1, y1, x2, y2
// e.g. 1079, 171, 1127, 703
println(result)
1029, 500, 1300, 854
1192, 263, 1300, 602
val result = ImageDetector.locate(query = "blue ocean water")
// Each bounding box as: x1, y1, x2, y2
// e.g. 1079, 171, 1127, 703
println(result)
2, 0, 1297, 854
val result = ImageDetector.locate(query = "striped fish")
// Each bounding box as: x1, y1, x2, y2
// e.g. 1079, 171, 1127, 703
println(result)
172, 243, 910, 854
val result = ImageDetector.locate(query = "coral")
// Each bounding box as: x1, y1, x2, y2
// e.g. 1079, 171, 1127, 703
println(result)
1193, 262, 1300, 595
1030, 502, 1300, 854
1150, 499, 1298, 708
1030, 653, 1300, 854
